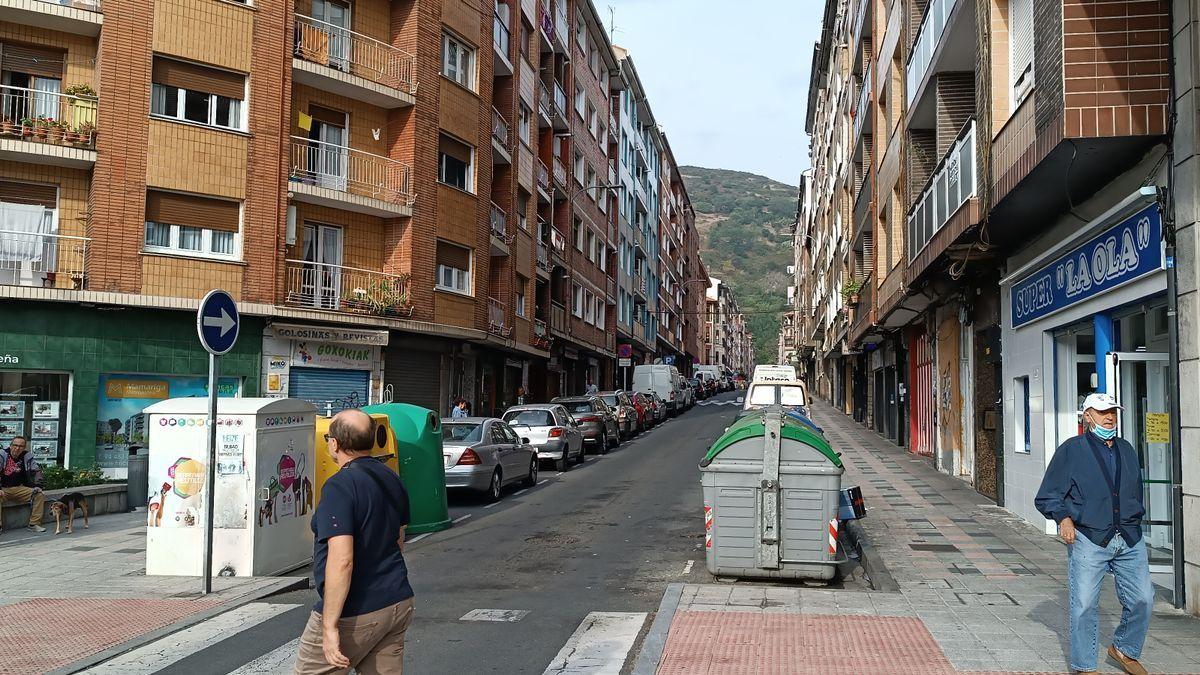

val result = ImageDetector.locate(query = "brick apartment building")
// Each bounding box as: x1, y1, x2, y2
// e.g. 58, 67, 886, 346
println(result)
797, 0, 1193, 611
0, 0, 709, 475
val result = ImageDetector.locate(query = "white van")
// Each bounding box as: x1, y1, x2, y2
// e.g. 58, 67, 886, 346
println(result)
633, 364, 685, 415
751, 364, 797, 382
741, 379, 809, 416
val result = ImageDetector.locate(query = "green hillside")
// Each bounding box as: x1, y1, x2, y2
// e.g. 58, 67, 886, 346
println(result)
681, 166, 795, 365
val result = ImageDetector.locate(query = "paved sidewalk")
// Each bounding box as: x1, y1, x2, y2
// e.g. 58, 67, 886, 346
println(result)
0, 511, 304, 674
644, 400, 1200, 674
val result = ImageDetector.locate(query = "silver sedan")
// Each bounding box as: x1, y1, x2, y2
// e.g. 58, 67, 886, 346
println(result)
441, 417, 538, 502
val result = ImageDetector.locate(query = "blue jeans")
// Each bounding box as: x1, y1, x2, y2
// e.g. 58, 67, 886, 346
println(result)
1068, 533, 1154, 671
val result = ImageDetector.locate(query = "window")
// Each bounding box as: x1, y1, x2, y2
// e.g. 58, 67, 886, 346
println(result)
143, 190, 241, 260
518, 103, 532, 146
597, 301, 606, 329
515, 275, 528, 317
572, 282, 584, 317
599, 243, 607, 272
438, 134, 474, 192
587, 229, 597, 262
150, 57, 244, 131
1016, 376, 1031, 453
1010, 0, 1035, 105
575, 11, 586, 49
574, 152, 585, 185
519, 20, 531, 60
517, 192, 529, 231
588, 102, 598, 137
585, 290, 595, 324
589, 47, 600, 77
573, 217, 584, 250
442, 32, 475, 89
436, 240, 472, 294
575, 84, 586, 118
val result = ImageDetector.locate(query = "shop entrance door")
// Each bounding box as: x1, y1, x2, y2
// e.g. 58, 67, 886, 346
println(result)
1104, 351, 1174, 599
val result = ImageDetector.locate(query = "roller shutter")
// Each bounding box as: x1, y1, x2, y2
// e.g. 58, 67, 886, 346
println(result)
384, 349, 442, 414
288, 367, 370, 415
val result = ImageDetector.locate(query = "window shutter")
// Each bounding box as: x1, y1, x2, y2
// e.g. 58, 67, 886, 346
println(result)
1, 43, 64, 79
0, 180, 57, 208
145, 190, 241, 232
439, 134, 473, 164
436, 240, 471, 270
152, 57, 245, 100
309, 105, 346, 127
1010, 0, 1034, 103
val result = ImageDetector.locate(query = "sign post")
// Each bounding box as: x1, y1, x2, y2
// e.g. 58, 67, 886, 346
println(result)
195, 289, 240, 595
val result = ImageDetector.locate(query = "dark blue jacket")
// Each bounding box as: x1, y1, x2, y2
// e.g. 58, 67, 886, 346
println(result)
1035, 433, 1144, 547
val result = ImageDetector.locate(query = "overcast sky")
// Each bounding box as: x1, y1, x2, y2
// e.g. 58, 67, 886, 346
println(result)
601, 0, 822, 187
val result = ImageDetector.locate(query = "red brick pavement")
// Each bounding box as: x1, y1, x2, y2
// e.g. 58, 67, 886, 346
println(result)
0, 598, 221, 674
656, 610, 1065, 675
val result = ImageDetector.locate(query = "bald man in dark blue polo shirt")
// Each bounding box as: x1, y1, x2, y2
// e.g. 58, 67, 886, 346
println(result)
294, 409, 414, 674
1036, 393, 1153, 675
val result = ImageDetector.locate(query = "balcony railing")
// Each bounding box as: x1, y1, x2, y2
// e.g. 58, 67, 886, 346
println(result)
538, 82, 553, 120
289, 136, 414, 205
550, 301, 567, 334
552, 81, 568, 118
907, 119, 976, 260
554, 1, 569, 48
0, 85, 97, 149
490, 202, 507, 238
0, 228, 88, 289
631, 225, 646, 253
37, 0, 101, 10
491, 107, 509, 147
905, 0, 960, 106
853, 62, 871, 141
609, 109, 619, 136
488, 297, 512, 337
493, 10, 510, 55
552, 156, 567, 186
852, 0, 869, 48
536, 241, 551, 271
295, 15, 416, 94
633, 273, 647, 297
537, 158, 551, 191
549, 228, 567, 254
284, 259, 412, 316
530, 317, 550, 349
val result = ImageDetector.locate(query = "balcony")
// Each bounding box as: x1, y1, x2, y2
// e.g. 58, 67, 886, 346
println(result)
552, 0, 569, 53
288, 136, 414, 218
0, 85, 97, 168
633, 273, 647, 300
530, 317, 550, 350
907, 120, 977, 266
294, 14, 416, 108
552, 156, 567, 189
488, 297, 512, 337
0, 229, 88, 290
548, 227, 567, 262
537, 81, 553, 128
849, 274, 876, 345
536, 240, 551, 278
606, 275, 616, 303
609, 109, 619, 137
851, 0, 871, 58
853, 62, 871, 144
283, 259, 412, 317
550, 301, 567, 335
631, 225, 646, 257
491, 107, 511, 164
633, 178, 649, 212
0, 0, 102, 36
904, 0, 973, 120
536, 157, 551, 199
551, 81, 569, 130
490, 202, 510, 256
493, 7, 513, 77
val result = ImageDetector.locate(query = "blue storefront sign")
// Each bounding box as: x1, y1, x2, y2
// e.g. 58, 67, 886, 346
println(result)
1010, 203, 1163, 328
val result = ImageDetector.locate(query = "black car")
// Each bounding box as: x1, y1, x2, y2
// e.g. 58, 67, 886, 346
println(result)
688, 377, 708, 400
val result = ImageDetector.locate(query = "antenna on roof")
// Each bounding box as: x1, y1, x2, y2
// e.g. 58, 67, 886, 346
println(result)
607, 5, 621, 37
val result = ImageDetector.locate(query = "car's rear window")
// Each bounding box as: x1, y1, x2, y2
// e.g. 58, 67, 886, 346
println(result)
748, 385, 776, 405
443, 423, 483, 443
746, 384, 807, 407
504, 410, 554, 427
601, 395, 619, 407
780, 385, 806, 406
563, 401, 595, 413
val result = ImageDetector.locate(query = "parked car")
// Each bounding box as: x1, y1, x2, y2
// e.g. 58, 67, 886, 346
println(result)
441, 417, 538, 501
502, 404, 584, 472
689, 377, 708, 401
630, 391, 655, 430
632, 364, 686, 415
598, 391, 639, 439
646, 391, 669, 423
551, 396, 621, 453
739, 380, 810, 419
680, 377, 695, 409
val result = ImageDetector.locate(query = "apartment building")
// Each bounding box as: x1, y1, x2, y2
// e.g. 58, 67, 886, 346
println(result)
801, 0, 1187, 609
704, 277, 752, 375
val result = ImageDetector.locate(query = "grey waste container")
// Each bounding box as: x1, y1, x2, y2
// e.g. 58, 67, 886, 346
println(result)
127, 445, 149, 510
699, 407, 845, 580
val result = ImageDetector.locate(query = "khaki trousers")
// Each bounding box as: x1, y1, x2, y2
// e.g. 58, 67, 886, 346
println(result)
294, 598, 414, 674
0, 486, 45, 526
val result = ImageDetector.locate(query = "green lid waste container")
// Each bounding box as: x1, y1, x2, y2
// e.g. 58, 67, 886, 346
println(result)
363, 402, 451, 534
700, 407, 845, 581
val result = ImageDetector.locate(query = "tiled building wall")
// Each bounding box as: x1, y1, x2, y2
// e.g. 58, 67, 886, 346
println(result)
153, 0, 254, 72
146, 121, 248, 199
0, 23, 96, 84
935, 72, 975, 155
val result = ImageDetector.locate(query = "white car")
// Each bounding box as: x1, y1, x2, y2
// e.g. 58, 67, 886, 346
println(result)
741, 379, 810, 417
502, 404, 585, 472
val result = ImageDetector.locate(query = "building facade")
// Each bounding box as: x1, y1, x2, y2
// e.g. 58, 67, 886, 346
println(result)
0, 0, 716, 474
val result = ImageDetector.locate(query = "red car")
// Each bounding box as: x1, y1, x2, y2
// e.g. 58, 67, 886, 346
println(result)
628, 391, 654, 431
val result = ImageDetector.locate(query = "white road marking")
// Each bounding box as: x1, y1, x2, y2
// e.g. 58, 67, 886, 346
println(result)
514, 488, 528, 496
555, 472, 565, 476
227, 637, 300, 675
484, 502, 500, 509
460, 608, 530, 622
452, 513, 473, 524
537, 479, 549, 485
682, 560, 694, 575
543, 612, 648, 674
408, 532, 433, 544
82, 603, 298, 674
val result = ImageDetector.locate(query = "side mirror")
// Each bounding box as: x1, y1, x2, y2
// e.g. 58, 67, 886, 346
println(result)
522, 437, 531, 444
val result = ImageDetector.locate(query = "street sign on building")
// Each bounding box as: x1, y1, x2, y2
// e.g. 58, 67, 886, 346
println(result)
618, 357, 632, 367
618, 344, 633, 358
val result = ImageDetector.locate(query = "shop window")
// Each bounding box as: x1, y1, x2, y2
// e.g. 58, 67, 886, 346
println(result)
435, 240, 472, 295
150, 56, 245, 131
0, 371, 69, 467
1015, 376, 1031, 454
144, 190, 242, 261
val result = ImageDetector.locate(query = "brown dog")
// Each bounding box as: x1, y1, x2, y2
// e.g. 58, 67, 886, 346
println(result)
50, 492, 89, 535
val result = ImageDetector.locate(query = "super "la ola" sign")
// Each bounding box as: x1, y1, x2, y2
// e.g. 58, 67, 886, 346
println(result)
1010, 203, 1163, 328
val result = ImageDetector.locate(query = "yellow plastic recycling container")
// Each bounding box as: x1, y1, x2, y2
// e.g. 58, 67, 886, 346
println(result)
314, 413, 399, 505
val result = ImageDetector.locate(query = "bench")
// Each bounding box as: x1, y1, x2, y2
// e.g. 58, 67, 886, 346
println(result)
1, 483, 128, 531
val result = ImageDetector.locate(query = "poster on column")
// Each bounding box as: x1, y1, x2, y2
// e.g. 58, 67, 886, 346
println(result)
96, 374, 241, 470
146, 412, 210, 529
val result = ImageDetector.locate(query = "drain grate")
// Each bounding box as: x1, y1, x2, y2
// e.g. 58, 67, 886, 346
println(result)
955, 592, 1019, 606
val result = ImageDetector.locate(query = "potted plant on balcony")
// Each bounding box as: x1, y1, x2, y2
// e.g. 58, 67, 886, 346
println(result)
33, 117, 51, 141
19, 117, 35, 138
0, 117, 16, 136
75, 121, 96, 145
841, 279, 865, 305
64, 83, 98, 128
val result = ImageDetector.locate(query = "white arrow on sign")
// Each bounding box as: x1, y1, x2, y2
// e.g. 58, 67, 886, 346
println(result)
203, 308, 236, 337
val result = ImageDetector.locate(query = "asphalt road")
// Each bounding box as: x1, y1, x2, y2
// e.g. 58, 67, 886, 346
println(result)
153, 391, 743, 675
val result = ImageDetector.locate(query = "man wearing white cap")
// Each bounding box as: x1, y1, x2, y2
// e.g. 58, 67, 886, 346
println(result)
1035, 392, 1154, 675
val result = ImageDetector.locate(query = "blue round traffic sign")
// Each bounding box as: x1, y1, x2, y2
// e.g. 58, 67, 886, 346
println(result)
196, 289, 240, 355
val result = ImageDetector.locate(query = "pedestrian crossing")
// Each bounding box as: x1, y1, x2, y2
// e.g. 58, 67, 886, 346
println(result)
696, 399, 743, 406
84, 605, 648, 674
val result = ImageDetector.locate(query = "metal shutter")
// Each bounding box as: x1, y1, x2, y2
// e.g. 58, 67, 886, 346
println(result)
384, 350, 442, 414
1010, 0, 1034, 103
288, 367, 370, 415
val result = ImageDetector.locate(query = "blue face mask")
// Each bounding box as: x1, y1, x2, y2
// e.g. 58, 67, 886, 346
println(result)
1091, 424, 1118, 441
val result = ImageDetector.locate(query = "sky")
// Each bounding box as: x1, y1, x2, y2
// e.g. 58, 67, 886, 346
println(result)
601, 0, 823, 187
